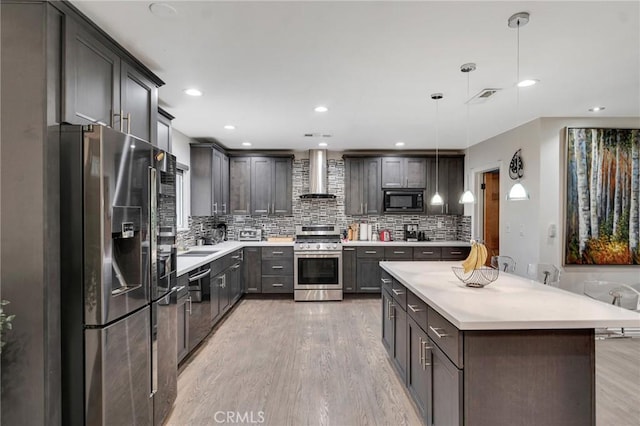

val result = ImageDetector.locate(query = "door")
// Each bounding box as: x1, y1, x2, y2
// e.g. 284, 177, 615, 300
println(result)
407, 317, 432, 421
272, 158, 292, 214
381, 290, 394, 356
431, 340, 463, 426
151, 294, 177, 426
221, 154, 229, 214
190, 146, 213, 216
405, 158, 427, 188
229, 262, 242, 303
344, 158, 364, 215
483, 170, 500, 263
229, 157, 251, 214
445, 157, 464, 215
219, 270, 230, 314
210, 272, 222, 324
121, 62, 158, 144
342, 247, 356, 292
381, 158, 404, 188
363, 158, 382, 214
64, 19, 120, 127
251, 157, 272, 215
156, 109, 171, 152
243, 247, 262, 293
393, 305, 408, 381
176, 294, 189, 363
211, 149, 224, 214
294, 253, 341, 289
84, 306, 151, 425
356, 258, 382, 292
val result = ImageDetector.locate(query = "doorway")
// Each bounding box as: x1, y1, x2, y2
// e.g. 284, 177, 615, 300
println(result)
482, 170, 500, 264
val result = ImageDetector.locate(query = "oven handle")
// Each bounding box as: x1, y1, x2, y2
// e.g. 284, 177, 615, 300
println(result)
294, 252, 343, 258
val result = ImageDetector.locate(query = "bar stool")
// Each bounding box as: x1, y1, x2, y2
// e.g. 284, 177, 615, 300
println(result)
526, 263, 560, 286
490, 255, 516, 273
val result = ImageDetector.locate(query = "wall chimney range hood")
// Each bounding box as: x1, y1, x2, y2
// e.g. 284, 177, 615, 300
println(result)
300, 149, 336, 199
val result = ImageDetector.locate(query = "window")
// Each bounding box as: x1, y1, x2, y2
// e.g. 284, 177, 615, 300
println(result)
176, 169, 185, 229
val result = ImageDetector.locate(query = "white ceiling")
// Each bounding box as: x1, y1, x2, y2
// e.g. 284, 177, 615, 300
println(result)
71, 1, 640, 151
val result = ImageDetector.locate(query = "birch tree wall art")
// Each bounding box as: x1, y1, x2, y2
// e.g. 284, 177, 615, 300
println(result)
565, 128, 640, 265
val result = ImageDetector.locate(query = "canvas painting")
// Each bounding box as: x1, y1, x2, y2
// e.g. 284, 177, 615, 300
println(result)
565, 128, 640, 265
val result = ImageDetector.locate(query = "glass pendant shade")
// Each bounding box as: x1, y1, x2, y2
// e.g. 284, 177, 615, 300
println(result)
459, 189, 476, 204
430, 192, 444, 205
506, 181, 529, 200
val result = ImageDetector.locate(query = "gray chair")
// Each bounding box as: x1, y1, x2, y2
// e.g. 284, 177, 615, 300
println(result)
526, 263, 560, 286
490, 255, 516, 273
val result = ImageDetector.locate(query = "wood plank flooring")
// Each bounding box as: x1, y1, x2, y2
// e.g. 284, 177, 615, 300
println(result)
166, 298, 640, 426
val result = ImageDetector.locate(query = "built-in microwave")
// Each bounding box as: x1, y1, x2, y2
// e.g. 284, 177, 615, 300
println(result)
383, 190, 424, 213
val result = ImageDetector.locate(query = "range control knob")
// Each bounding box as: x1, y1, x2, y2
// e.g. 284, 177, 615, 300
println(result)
332, 244, 338, 249
316, 244, 321, 249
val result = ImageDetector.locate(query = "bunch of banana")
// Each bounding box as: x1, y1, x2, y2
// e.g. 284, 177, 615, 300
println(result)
462, 240, 488, 273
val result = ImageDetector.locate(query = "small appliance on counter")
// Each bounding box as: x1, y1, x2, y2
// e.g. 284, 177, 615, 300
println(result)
404, 224, 419, 242
379, 229, 392, 242
238, 228, 262, 241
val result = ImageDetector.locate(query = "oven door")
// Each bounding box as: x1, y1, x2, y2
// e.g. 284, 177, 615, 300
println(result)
294, 251, 342, 290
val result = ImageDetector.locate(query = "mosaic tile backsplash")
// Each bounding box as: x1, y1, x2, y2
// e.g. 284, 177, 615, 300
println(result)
177, 158, 472, 248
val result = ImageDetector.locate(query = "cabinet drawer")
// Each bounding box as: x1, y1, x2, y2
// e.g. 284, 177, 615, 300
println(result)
413, 247, 442, 260
384, 247, 413, 260
380, 270, 393, 293
390, 279, 407, 309
357, 247, 384, 258
441, 246, 471, 261
261, 276, 293, 293
427, 307, 463, 368
262, 246, 293, 259
406, 291, 427, 327
261, 259, 293, 276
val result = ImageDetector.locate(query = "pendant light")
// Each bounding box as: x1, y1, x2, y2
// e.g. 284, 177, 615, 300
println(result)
430, 93, 444, 206
506, 11, 530, 201
459, 62, 476, 204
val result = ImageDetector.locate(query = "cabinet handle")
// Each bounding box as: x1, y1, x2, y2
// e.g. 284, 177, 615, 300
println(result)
422, 340, 433, 368
125, 112, 131, 134
219, 276, 226, 288
360, 203, 363, 214
272, 283, 284, 287
271, 265, 284, 270
450, 251, 462, 255
187, 296, 192, 315
393, 251, 405, 254
344, 248, 355, 251
380, 278, 391, 284
222, 203, 227, 214
446, 203, 449, 214
364, 203, 367, 213
113, 110, 125, 132
213, 202, 218, 214
429, 326, 449, 338
272, 251, 284, 255
408, 304, 423, 313
365, 250, 377, 254
389, 300, 395, 319
188, 268, 211, 282
419, 336, 424, 368
391, 288, 404, 296
231, 264, 240, 270
422, 251, 434, 255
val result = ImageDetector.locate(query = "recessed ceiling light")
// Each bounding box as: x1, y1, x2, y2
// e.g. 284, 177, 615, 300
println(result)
224, 125, 236, 130
149, 3, 177, 18
517, 79, 538, 88
318, 142, 328, 147
183, 88, 202, 97
588, 106, 605, 112
395, 141, 405, 147
314, 106, 328, 113
242, 142, 252, 147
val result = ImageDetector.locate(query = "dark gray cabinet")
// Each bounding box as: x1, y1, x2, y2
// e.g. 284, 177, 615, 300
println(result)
382, 157, 427, 189
431, 340, 463, 426
229, 157, 251, 215
63, 7, 161, 145
344, 157, 382, 215
211, 270, 223, 323
187, 268, 211, 352
120, 62, 157, 144
190, 145, 229, 216
342, 247, 356, 293
250, 157, 292, 215
64, 18, 120, 128
356, 258, 382, 292
261, 246, 293, 293
229, 260, 242, 304
393, 299, 408, 380
176, 274, 190, 364
427, 156, 465, 215
157, 108, 173, 152
243, 247, 262, 293
381, 289, 394, 354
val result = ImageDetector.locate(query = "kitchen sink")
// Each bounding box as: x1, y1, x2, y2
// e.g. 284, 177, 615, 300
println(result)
178, 250, 219, 257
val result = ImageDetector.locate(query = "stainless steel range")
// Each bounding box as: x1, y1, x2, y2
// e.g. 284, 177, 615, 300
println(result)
294, 225, 343, 301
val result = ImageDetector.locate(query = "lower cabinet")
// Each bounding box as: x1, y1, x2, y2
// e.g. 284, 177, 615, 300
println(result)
431, 341, 463, 426
342, 247, 357, 293
407, 316, 432, 421
243, 247, 262, 293
381, 289, 394, 353
261, 247, 294, 294
176, 274, 190, 364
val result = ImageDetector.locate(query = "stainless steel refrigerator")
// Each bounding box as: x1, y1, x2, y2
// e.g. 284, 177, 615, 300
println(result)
60, 124, 177, 426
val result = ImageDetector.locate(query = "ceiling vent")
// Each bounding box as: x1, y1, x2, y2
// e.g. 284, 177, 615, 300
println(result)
466, 88, 501, 104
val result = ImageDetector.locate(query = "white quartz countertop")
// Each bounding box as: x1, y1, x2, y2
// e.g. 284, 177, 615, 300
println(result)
380, 261, 640, 330
176, 241, 293, 276
343, 240, 470, 247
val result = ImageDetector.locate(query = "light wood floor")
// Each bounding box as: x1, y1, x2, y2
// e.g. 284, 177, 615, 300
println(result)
166, 298, 640, 426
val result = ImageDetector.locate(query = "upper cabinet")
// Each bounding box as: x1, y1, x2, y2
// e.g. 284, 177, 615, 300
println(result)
381, 157, 427, 188
63, 15, 161, 145
157, 108, 174, 153
191, 145, 230, 216
426, 156, 465, 215
229, 156, 293, 216
344, 157, 382, 215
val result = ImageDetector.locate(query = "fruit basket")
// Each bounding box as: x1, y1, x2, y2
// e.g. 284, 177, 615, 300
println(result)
451, 266, 499, 288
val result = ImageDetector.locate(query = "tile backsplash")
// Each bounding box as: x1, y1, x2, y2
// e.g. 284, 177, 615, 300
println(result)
178, 157, 471, 248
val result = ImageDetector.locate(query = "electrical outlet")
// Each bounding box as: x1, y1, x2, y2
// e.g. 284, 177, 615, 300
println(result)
437, 221, 443, 229
506, 223, 511, 233
519, 224, 525, 237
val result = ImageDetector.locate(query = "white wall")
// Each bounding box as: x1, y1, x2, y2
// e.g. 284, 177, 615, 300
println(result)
465, 116, 640, 293
171, 128, 193, 229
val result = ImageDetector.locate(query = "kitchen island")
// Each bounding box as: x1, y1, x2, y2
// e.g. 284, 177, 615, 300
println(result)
379, 261, 640, 426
